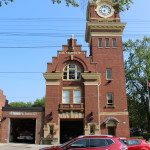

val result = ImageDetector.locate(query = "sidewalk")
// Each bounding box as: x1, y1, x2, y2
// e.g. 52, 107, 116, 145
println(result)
0, 143, 52, 150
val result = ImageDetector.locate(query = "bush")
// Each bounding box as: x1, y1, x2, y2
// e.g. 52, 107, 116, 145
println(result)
143, 133, 150, 141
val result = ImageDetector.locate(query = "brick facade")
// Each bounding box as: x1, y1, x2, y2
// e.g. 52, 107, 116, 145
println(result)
0, 90, 6, 141
43, 0, 130, 144
0, 90, 6, 121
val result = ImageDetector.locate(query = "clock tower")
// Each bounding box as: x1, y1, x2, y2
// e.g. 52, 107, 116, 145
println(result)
85, 0, 130, 137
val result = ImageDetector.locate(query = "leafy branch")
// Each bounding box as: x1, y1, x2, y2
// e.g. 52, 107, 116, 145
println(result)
0, 0, 134, 12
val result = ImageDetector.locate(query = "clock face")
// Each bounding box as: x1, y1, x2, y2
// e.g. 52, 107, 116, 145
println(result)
99, 5, 111, 16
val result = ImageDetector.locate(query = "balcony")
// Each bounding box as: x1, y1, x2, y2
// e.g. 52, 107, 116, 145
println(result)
59, 103, 84, 112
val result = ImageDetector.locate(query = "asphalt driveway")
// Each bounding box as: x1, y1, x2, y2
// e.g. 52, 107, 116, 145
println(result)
0, 143, 52, 150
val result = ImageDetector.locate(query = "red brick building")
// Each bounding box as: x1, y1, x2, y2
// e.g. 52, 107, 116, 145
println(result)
0, 90, 6, 121
43, 0, 130, 144
0, 90, 6, 141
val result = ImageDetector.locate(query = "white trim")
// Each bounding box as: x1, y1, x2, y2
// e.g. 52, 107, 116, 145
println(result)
84, 82, 99, 85
46, 82, 60, 85
35, 119, 37, 144
100, 112, 129, 115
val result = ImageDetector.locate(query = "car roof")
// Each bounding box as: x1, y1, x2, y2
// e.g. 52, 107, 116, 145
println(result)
78, 135, 114, 138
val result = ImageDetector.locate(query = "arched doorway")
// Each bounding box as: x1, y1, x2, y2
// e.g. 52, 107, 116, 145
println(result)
104, 117, 119, 136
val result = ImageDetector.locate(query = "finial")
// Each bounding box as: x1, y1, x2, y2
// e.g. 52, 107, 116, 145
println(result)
71, 34, 74, 39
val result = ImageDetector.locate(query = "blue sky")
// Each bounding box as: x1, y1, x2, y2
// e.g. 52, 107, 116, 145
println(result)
0, 0, 150, 103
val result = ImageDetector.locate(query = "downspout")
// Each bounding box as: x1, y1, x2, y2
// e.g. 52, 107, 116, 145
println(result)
97, 74, 101, 134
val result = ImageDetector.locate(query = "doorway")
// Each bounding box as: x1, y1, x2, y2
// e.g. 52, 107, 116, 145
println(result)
60, 120, 83, 143
9, 118, 36, 144
108, 126, 116, 136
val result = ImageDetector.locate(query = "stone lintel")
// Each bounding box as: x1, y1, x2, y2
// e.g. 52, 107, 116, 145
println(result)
100, 112, 129, 115
81, 73, 100, 80
43, 73, 62, 80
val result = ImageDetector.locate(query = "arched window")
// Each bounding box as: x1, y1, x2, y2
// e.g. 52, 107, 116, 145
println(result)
63, 64, 81, 80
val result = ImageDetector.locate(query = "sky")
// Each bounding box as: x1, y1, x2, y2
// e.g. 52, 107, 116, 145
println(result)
0, 0, 150, 103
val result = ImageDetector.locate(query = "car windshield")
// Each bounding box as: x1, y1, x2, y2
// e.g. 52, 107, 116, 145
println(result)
119, 139, 127, 145
57, 139, 74, 148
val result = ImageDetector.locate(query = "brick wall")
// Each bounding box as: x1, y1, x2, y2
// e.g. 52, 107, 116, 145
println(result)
0, 90, 6, 121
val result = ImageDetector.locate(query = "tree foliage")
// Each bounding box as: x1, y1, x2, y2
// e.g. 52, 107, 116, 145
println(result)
10, 101, 32, 107
10, 97, 45, 107
124, 37, 150, 132
0, 0, 133, 12
113, 0, 133, 12
32, 97, 45, 107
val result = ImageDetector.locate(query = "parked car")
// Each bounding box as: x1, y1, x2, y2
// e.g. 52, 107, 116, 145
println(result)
17, 130, 34, 141
121, 138, 150, 150
39, 135, 128, 150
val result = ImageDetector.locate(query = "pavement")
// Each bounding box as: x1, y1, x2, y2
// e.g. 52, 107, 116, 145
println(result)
0, 143, 52, 150
0, 142, 150, 150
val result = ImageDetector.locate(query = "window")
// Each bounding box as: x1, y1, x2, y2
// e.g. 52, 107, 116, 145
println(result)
90, 124, 95, 134
106, 139, 114, 146
105, 38, 109, 47
49, 125, 54, 135
74, 90, 81, 103
107, 93, 113, 105
98, 38, 102, 47
62, 90, 70, 103
106, 69, 112, 80
63, 64, 81, 80
112, 38, 116, 47
70, 139, 88, 148
126, 140, 141, 145
89, 139, 107, 147
62, 88, 82, 104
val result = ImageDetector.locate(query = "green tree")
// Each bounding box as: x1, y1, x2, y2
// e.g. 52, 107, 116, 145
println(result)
9, 97, 45, 107
10, 101, 32, 107
124, 37, 150, 132
0, 0, 133, 12
32, 97, 45, 107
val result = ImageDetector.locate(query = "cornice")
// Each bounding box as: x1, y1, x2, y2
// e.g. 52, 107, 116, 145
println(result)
85, 22, 126, 42
90, 32, 123, 37
43, 73, 62, 80
87, 22, 126, 29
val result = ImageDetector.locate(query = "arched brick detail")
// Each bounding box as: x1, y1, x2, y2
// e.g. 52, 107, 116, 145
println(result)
55, 56, 89, 72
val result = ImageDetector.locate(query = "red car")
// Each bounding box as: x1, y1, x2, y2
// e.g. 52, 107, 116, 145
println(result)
40, 135, 128, 150
121, 138, 150, 150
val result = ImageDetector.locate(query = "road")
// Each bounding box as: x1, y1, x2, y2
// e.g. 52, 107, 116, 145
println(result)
0, 143, 52, 150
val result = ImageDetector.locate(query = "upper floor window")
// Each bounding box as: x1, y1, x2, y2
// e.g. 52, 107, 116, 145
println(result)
107, 93, 113, 105
112, 38, 117, 47
74, 89, 81, 103
98, 38, 102, 48
63, 64, 81, 80
62, 90, 70, 103
105, 38, 109, 47
106, 69, 112, 80
62, 88, 82, 104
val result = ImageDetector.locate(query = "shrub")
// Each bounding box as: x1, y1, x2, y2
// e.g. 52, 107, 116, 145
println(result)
143, 133, 150, 141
